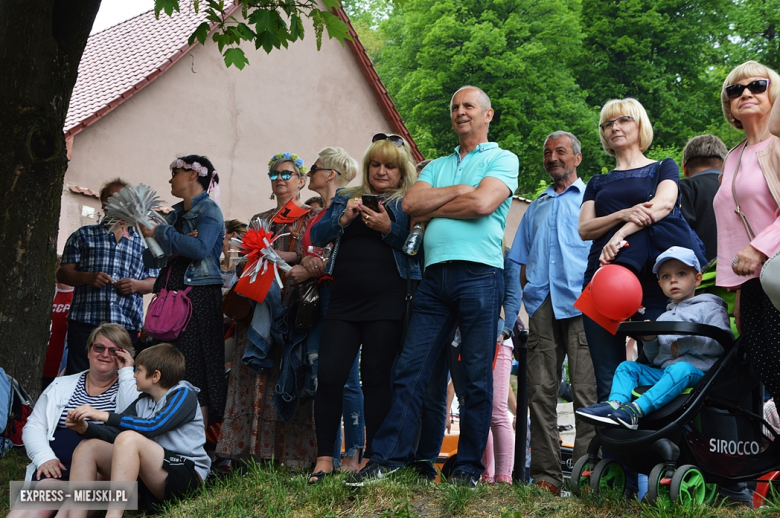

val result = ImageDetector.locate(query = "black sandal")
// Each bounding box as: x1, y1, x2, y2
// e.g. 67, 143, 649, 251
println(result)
308, 470, 330, 485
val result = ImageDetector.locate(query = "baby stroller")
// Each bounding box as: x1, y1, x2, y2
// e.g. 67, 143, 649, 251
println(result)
571, 320, 779, 506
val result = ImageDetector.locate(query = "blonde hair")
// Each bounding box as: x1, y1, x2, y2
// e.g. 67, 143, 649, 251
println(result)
86, 323, 135, 357
721, 60, 780, 130
598, 98, 654, 156
317, 147, 359, 187
342, 139, 417, 201
224, 219, 247, 236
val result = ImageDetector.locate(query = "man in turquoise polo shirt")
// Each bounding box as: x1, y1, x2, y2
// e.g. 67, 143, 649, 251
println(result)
347, 85, 519, 487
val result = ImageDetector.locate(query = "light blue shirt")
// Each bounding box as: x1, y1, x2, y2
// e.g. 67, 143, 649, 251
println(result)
508, 178, 590, 319
418, 143, 519, 269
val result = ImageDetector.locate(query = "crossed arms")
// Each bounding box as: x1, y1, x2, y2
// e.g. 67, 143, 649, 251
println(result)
401, 177, 512, 221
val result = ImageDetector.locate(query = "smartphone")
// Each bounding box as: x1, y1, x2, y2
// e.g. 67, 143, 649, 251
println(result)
361, 194, 382, 212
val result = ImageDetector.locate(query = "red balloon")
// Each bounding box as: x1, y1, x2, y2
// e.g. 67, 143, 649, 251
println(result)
590, 265, 643, 321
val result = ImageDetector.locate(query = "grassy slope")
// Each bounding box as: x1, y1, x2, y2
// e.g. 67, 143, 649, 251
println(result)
2, 452, 774, 517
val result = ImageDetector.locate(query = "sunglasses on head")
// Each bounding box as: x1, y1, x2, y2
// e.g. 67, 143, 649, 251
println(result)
309, 165, 341, 176
725, 79, 770, 99
92, 343, 119, 356
268, 170, 297, 181
372, 133, 405, 147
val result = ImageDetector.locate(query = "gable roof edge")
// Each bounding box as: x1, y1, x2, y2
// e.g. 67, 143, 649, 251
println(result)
332, 6, 423, 162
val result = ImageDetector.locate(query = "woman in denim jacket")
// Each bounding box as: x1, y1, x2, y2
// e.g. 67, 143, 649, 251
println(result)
308, 135, 422, 484
142, 154, 225, 427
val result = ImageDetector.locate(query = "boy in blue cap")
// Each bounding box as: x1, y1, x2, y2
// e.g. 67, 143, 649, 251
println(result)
577, 246, 731, 429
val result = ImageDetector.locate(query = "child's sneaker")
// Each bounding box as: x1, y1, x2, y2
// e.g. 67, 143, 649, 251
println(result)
611, 403, 642, 430
575, 401, 621, 427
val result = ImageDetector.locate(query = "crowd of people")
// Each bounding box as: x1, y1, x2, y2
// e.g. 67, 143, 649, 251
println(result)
11, 57, 780, 514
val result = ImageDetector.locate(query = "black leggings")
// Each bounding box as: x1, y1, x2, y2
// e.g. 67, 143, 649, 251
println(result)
742, 278, 780, 401
314, 319, 402, 458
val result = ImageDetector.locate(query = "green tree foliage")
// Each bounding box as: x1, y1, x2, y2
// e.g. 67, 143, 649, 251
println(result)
363, 0, 780, 198
375, 0, 602, 195
575, 0, 733, 159
728, 0, 780, 72
341, 0, 393, 60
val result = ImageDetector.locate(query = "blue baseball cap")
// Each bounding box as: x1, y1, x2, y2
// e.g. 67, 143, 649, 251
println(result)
652, 246, 701, 275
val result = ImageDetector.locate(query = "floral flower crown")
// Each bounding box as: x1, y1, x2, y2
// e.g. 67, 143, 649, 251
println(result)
170, 158, 214, 177
268, 152, 307, 175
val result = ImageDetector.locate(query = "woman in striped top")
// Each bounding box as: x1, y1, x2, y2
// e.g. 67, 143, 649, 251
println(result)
19, 323, 140, 485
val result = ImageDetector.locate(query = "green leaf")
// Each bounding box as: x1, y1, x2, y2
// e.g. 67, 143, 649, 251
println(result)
256, 30, 282, 53
235, 22, 256, 41
248, 9, 273, 35
290, 14, 305, 41
188, 22, 210, 46
319, 10, 353, 45
223, 48, 249, 69
154, 0, 180, 18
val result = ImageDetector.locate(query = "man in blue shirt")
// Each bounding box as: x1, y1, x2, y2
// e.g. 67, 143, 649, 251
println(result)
58, 179, 158, 374
508, 131, 597, 495
347, 85, 519, 487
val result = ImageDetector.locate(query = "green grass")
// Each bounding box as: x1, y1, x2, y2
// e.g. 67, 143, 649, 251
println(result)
0, 450, 768, 517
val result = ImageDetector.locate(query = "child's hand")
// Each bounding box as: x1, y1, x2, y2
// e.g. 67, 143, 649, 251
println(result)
68, 405, 109, 424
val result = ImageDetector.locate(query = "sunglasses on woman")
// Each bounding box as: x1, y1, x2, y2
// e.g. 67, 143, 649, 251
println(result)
91, 343, 119, 356
308, 165, 341, 176
268, 170, 297, 181
372, 133, 406, 147
599, 115, 635, 131
725, 79, 770, 99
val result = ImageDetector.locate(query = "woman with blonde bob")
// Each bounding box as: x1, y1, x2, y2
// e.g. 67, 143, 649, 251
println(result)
578, 98, 685, 404
717, 61, 780, 403
307, 135, 422, 483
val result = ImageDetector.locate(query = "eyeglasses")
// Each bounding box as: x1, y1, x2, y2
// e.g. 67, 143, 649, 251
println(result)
268, 170, 297, 181
372, 133, 405, 147
308, 165, 341, 176
599, 115, 635, 131
724, 79, 770, 99
91, 343, 119, 356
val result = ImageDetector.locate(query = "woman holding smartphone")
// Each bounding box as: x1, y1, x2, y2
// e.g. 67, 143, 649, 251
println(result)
307, 134, 421, 484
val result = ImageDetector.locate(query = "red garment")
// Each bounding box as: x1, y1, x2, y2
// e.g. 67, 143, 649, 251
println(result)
301, 211, 333, 282
43, 287, 73, 378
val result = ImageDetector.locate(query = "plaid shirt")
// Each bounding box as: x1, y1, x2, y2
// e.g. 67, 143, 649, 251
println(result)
61, 223, 159, 330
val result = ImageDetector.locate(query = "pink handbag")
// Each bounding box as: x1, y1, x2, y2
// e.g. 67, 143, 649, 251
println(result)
144, 268, 192, 341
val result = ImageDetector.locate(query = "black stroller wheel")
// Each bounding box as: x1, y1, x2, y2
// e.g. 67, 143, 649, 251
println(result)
670, 464, 708, 506
645, 463, 673, 506
590, 459, 626, 495
571, 455, 600, 497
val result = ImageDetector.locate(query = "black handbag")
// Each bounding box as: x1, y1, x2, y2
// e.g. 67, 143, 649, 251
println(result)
294, 280, 320, 330
646, 158, 708, 267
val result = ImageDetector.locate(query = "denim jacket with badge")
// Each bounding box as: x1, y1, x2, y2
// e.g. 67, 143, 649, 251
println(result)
309, 189, 422, 280
143, 191, 225, 286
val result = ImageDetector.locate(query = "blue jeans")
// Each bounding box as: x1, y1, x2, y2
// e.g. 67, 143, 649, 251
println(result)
413, 343, 451, 477
582, 304, 665, 402
333, 354, 365, 464
370, 261, 503, 477
609, 361, 704, 415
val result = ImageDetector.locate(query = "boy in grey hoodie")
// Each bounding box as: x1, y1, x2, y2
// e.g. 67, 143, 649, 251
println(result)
65, 343, 210, 516
577, 247, 731, 430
